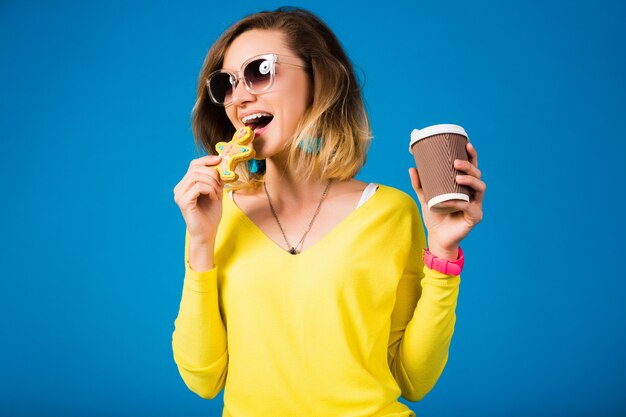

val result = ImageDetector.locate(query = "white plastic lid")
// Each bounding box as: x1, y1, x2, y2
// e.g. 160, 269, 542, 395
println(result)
409, 124, 468, 154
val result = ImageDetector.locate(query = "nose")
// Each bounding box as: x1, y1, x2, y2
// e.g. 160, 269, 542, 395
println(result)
229, 77, 256, 107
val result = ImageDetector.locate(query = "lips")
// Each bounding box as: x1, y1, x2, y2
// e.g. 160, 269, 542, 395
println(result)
241, 112, 274, 134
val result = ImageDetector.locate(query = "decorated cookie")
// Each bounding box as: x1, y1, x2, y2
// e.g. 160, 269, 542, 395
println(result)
215, 126, 256, 182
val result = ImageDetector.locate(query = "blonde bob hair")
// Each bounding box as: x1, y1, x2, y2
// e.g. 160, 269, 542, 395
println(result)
191, 7, 371, 189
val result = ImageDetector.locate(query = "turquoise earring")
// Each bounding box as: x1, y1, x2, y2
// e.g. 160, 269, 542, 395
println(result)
248, 159, 266, 174
297, 136, 323, 154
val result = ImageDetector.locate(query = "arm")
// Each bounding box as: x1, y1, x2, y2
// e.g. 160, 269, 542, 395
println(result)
171, 230, 228, 399
388, 267, 460, 401
387, 216, 461, 402
392, 142, 485, 400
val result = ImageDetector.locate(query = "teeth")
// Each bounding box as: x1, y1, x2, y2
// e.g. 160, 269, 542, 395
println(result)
241, 112, 272, 124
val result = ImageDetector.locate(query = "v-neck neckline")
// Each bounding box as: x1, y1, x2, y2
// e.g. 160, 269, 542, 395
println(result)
227, 184, 385, 258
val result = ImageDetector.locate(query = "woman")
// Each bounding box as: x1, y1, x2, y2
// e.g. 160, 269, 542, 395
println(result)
172, 7, 486, 417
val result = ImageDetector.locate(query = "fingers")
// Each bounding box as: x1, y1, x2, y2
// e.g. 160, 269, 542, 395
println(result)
174, 175, 223, 214
454, 143, 485, 204
174, 169, 222, 199
174, 156, 224, 207
466, 142, 478, 168
456, 174, 487, 205
175, 156, 222, 192
190, 154, 222, 168
438, 191, 484, 224
454, 159, 481, 179
438, 199, 471, 213
453, 144, 486, 222
180, 179, 223, 205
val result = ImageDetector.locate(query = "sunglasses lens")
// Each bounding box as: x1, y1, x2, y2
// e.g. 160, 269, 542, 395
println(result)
208, 72, 234, 104
243, 58, 273, 93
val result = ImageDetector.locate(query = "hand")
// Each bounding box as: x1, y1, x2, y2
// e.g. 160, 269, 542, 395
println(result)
409, 142, 486, 259
173, 155, 225, 244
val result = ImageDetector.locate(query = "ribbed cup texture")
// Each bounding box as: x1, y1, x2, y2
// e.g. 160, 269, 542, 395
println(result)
411, 133, 470, 211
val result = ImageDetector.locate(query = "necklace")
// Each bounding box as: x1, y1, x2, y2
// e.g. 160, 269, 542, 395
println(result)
263, 180, 332, 255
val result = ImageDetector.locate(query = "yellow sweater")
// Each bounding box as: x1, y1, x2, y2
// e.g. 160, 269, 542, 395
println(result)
172, 185, 461, 417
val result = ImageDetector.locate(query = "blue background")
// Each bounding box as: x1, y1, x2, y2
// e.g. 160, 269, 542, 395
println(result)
1, 0, 625, 416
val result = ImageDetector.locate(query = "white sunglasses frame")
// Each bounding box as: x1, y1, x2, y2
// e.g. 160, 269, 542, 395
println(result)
206, 53, 307, 107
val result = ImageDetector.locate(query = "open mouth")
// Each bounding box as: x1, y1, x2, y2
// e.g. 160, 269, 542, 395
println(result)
241, 112, 274, 133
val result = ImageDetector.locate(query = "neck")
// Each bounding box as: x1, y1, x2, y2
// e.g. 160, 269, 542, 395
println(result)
263, 159, 328, 209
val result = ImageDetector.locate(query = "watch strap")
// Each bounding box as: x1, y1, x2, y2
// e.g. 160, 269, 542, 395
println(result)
423, 247, 464, 275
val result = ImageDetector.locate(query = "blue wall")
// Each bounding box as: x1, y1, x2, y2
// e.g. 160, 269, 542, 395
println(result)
1, 0, 625, 416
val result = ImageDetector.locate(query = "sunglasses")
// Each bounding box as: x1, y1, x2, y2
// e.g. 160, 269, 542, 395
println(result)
206, 53, 307, 107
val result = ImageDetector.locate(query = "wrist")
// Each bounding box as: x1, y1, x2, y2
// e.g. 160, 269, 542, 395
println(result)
423, 246, 464, 275
188, 232, 216, 248
188, 237, 216, 272
426, 243, 459, 261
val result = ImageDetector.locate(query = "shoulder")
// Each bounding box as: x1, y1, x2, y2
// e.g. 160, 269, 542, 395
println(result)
374, 184, 419, 213
361, 184, 425, 248
359, 184, 423, 233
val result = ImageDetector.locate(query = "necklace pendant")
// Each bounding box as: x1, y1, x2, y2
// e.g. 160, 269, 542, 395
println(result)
264, 180, 332, 258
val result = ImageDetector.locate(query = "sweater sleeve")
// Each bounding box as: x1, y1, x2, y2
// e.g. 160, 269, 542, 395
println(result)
387, 211, 461, 402
171, 230, 228, 399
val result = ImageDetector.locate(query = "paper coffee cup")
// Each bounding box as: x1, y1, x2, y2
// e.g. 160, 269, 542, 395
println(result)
409, 124, 471, 213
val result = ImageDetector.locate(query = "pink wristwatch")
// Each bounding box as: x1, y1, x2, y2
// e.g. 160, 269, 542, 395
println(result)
423, 247, 464, 275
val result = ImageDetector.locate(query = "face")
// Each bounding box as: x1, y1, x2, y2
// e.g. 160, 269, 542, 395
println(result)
222, 30, 311, 160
